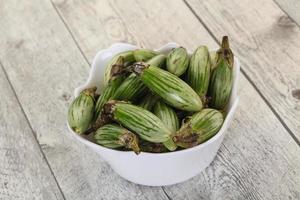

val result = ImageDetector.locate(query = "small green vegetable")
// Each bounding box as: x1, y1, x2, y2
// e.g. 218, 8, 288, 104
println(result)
130, 63, 203, 112
174, 108, 224, 148
154, 101, 179, 132
95, 57, 127, 121
104, 51, 135, 84
208, 36, 234, 110
166, 47, 189, 76
95, 124, 140, 154
154, 100, 179, 151
68, 87, 96, 134
186, 46, 211, 99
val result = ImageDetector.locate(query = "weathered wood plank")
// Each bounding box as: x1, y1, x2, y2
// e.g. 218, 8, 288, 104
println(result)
0, 1, 169, 200
0, 66, 64, 200
275, 0, 300, 26
51, 0, 218, 61
185, 0, 300, 141
51, 0, 300, 199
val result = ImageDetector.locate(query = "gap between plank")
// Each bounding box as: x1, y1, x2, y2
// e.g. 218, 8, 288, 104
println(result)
48, 0, 173, 198
49, 0, 91, 66
272, 0, 300, 27
182, 0, 300, 147
0, 61, 67, 200
162, 187, 172, 200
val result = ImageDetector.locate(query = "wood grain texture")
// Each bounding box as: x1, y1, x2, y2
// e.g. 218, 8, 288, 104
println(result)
275, 0, 300, 26
51, 0, 218, 61
0, 0, 169, 200
0, 66, 64, 200
185, 0, 300, 141
50, 0, 300, 199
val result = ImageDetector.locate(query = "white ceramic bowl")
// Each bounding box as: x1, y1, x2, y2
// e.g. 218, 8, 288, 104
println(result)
67, 43, 240, 186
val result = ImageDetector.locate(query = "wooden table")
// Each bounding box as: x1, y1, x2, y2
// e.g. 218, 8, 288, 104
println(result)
0, 0, 299, 199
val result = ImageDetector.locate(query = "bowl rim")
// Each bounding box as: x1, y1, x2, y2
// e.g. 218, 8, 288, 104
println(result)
67, 42, 240, 156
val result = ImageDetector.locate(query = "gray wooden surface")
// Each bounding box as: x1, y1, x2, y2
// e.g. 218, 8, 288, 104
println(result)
0, 0, 299, 199
0, 66, 64, 200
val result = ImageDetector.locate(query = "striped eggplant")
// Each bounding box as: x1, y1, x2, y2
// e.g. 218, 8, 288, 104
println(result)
112, 73, 144, 102
133, 49, 159, 62
154, 100, 179, 132
113, 54, 166, 101
174, 108, 224, 148
104, 50, 135, 84
130, 63, 203, 112
94, 124, 140, 154
154, 100, 179, 151
94, 76, 124, 121
166, 47, 189, 76
100, 101, 173, 145
94, 57, 128, 120
138, 92, 159, 111
68, 87, 96, 134
186, 46, 211, 99
208, 36, 234, 110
